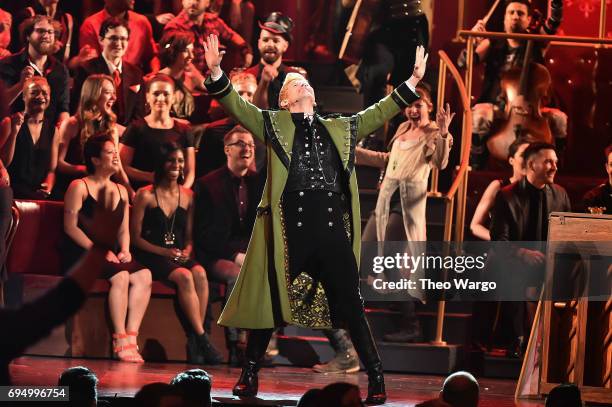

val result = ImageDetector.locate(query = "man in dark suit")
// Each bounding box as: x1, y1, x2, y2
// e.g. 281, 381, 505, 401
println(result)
194, 125, 264, 365
71, 17, 144, 126
491, 141, 571, 357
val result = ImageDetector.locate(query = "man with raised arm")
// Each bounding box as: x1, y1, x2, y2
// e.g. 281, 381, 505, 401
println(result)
203, 33, 427, 404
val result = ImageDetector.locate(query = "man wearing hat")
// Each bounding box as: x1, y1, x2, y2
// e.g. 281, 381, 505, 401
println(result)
245, 12, 302, 110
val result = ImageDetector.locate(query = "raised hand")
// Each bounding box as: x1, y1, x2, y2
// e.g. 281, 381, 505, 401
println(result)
412, 45, 429, 81
436, 103, 456, 135
203, 34, 225, 77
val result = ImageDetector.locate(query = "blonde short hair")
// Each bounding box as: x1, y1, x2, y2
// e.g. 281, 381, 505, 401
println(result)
278, 72, 308, 109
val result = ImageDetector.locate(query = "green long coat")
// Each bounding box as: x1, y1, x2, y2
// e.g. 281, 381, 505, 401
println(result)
206, 73, 418, 329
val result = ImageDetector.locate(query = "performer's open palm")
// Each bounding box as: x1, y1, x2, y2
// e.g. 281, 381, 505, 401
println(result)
203, 34, 225, 73
412, 45, 429, 80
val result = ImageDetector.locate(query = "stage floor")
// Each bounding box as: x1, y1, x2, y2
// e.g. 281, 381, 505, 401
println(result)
10, 356, 544, 406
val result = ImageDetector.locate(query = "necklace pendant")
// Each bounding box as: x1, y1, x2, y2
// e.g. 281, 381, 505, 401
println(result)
164, 232, 176, 246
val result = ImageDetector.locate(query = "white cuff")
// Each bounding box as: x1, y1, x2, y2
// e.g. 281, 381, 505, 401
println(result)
405, 81, 416, 93
211, 70, 223, 82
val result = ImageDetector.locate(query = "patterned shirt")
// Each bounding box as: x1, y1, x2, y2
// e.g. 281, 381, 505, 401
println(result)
164, 10, 250, 73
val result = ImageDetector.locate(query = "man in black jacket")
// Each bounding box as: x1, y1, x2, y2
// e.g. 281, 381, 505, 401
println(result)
71, 17, 144, 126
194, 125, 264, 365
583, 145, 612, 215
490, 141, 571, 357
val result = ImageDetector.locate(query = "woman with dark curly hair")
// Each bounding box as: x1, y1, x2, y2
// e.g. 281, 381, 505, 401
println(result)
63, 135, 152, 363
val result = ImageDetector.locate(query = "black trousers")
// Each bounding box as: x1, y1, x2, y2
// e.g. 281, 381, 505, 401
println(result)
246, 190, 381, 371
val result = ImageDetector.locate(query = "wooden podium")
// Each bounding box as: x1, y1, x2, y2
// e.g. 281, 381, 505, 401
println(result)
538, 212, 612, 403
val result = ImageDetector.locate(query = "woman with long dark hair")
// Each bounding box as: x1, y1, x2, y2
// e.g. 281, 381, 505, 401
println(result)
120, 74, 196, 191
130, 142, 221, 364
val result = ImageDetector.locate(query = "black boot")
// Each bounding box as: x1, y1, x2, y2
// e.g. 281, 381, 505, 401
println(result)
348, 315, 387, 405
233, 361, 259, 397
186, 332, 204, 365
232, 329, 273, 397
366, 362, 386, 405
197, 333, 224, 365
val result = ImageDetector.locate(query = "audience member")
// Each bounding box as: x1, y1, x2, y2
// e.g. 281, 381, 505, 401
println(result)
120, 74, 196, 190
545, 383, 582, 407
197, 70, 264, 177
491, 142, 571, 357
169, 368, 212, 407
63, 135, 152, 363
0, 8, 11, 58
246, 12, 300, 110
133, 382, 184, 407
164, 0, 252, 73
12, 0, 75, 63
130, 142, 222, 365
297, 388, 322, 407
315, 382, 364, 407
158, 30, 206, 121
0, 15, 70, 127
212, 0, 255, 47
0, 185, 126, 384
72, 17, 145, 127
470, 139, 530, 240
57, 366, 98, 407
194, 125, 263, 365
583, 144, 612, 214
0, 81, 12, 289
440, 371, 479, 407
77, 0, 158, 72
56, 74, 132, 199
0, 77, 58, 199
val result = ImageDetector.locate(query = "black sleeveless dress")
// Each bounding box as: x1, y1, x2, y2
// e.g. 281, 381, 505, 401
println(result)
132, 195, 198, 281
8, 119, 55, 199
62, 180, 145, 278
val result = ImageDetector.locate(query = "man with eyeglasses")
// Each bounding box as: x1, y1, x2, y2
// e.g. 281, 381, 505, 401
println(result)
77, 0, 158, 73
0, 15, 69, 128
194, 125, 264, 366
71, 17, 145, 126
197, 71, 266, 177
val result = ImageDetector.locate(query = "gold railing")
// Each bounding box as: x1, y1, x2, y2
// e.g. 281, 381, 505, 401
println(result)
430, 50, 472, 345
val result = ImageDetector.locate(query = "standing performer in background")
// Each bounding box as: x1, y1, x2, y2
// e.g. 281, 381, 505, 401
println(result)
341, 0, 429, 110
461, 0, 565, 169
203, 33, 428, 404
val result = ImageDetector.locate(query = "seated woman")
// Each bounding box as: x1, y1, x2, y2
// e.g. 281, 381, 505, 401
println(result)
120, 74, 196, 191
0, 77, 58, 199
469, 139, 529, 241
158, 31, 207, 122
63, 136, 152, 363
56, 74, 133, 199
130, 142, 221, 364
